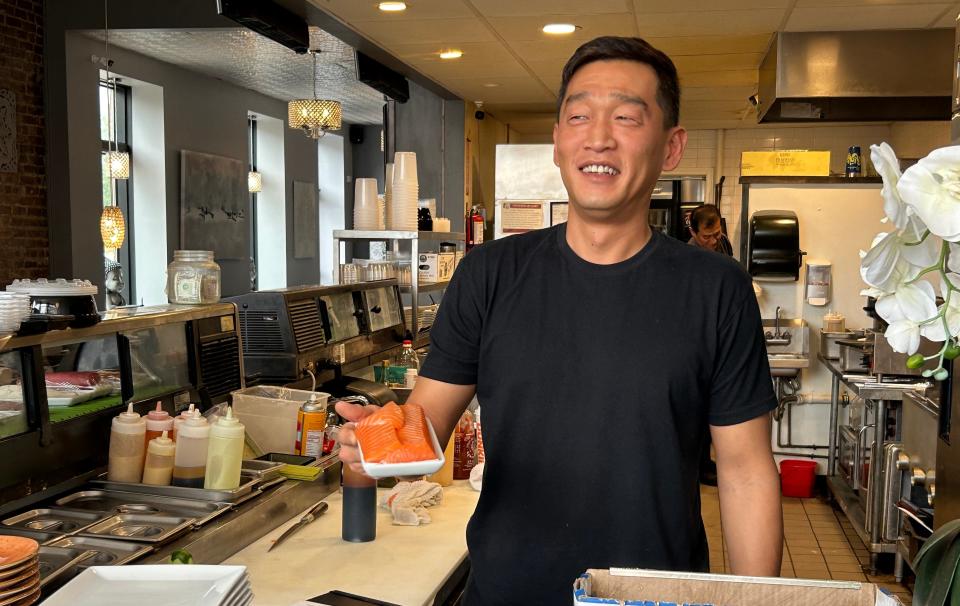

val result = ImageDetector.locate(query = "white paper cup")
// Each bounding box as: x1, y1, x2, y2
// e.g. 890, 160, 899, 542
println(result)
354, 178, 379, 210
393, 152, 418, 184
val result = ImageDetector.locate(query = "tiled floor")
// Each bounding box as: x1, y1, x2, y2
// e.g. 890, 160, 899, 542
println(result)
701, 486, 913, 605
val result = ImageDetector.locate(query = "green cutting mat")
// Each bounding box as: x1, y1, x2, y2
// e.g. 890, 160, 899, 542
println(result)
48, 385, 181, 423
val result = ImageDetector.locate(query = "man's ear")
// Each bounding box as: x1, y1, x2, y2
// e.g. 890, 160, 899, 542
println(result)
662, 127, 687, 172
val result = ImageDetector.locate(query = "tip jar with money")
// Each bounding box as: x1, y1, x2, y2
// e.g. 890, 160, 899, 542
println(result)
167, 250, 221, 305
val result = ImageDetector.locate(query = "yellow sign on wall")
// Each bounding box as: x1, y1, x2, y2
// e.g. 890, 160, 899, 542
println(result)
740, 151, 831, 177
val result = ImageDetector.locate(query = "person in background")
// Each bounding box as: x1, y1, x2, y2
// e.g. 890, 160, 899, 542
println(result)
688, 203, 733, 256
338, 36, 782, 604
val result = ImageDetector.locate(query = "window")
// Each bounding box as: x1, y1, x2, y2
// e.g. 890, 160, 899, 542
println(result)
248, 115, 259, 291
99, 78, 133, 306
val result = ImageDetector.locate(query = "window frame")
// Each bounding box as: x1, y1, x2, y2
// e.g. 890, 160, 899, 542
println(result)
99, 78, 135, 305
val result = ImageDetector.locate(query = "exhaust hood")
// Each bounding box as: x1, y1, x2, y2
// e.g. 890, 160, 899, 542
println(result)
756, 30, 953, 123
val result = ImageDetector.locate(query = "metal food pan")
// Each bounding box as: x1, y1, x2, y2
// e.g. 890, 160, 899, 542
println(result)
54, 490, 231, 527
3, 508, 106, 534
78, 513, 194, 543
38, 545, 93, 588
89, 472, 260, 502
240, 460, 285, 482
47, 536, 152, 567
0, 526, 61, 545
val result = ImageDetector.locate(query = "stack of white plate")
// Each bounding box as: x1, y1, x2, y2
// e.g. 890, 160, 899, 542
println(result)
388, 152, 418, 231
0, 536, 40, 606
0, 293, 31, 337
44, 565, 252, 606
353, 178, 380, 231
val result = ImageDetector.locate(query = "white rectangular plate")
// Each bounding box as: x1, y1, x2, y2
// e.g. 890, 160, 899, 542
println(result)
359, 417, 445, 479
42, 565, 247, 606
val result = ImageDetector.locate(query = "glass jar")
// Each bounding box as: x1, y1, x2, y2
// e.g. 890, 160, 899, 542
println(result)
167, 250, 220, 305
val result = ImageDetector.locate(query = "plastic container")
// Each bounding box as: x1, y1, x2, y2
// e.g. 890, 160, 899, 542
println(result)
204, 407, 245, 490
144, 401, 174, 448
232, 386, 324, 455
171, 412, 210, 488
172, 403, 195, 442
780, 459, 817, 498
166, 250, 220, 305
107, 403, 147, 483
142, 431, 175, 486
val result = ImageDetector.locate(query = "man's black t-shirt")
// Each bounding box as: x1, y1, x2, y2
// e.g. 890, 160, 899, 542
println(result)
419, 224, 776, 605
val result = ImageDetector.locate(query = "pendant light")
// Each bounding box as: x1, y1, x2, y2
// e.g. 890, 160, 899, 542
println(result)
287, 50, 342, 139
248, 171, 262, 193
99, 0, 126, 251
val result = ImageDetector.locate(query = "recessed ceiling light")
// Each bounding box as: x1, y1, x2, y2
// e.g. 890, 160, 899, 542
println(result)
439, 49, 463, 59
378, 2, 407, 11
542, 23, 578, 35
482, 83, 500, 88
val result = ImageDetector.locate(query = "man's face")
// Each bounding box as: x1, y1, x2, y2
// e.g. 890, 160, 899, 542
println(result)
692, 220, 724, 251
553, 59, 686, 220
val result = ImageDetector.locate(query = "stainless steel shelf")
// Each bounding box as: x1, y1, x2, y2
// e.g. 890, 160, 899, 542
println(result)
826, 474, 896, 555
333, 230, 465, 242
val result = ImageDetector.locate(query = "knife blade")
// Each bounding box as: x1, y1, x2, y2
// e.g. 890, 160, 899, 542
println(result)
268, 500, 329, 552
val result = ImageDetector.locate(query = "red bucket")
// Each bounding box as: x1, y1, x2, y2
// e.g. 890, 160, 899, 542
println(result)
780, 459, 817, 498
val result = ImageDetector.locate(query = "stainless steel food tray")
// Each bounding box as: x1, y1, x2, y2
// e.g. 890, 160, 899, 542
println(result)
0, 526, 60, 544
78, 513, 194, 543
47, 536, 152, 567
241, 460, 285, 482
2, 508, 105, 534
54, 490, 232, 527
90, 472, 261, 502
38, 545, 92, 588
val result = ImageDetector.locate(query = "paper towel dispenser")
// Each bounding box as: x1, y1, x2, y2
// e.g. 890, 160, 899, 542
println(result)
748, 210, 804, 281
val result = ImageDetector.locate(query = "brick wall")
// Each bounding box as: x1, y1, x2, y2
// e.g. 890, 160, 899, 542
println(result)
0, 0, 49, 285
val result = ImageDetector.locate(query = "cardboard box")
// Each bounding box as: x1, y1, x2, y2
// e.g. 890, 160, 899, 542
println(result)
418, 252, 455, 283
740, 150, 831, 177
573, 569, 902, 606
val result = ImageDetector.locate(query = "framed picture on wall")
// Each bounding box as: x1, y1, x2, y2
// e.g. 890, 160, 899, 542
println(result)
180, 150, 248, 260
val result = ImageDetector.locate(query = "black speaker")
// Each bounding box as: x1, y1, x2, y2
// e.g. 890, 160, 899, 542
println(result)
349, 125, 364, 145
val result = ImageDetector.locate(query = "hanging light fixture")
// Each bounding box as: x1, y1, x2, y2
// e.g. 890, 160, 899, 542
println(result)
288, 50, 342, 139
248, 170, 262, 193
99, 0, 126, 251
100, 205, 126, 250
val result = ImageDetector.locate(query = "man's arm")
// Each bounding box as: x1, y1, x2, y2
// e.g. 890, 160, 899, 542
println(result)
336, 376, 475, 474
711, 412, 782, 576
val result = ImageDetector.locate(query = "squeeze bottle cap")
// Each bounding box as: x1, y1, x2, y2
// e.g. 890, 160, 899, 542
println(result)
147, 402, 171, 421
149, 430, 175, 451
211, 406, 245, 438
176, 404, 196, 420
116, 403, 141, 424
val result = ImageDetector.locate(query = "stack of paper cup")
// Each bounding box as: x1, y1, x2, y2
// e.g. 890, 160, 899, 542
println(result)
384, 163, 394, 231
389, 152, 418, 231
376, 194, 386, 230
433, 217, 451, 232
353, 178, 379, 230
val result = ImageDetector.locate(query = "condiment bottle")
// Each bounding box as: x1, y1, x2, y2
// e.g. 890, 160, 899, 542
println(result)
145, 401, 173, 448
171, 411, 210, 488
341, 464, 376, 542
204, 407, 245, 490
107, 403, 147, 483
172, 403, 196, 441
453, 410, 477, 480
427, 434, 455, 487
142, 431, 175, 486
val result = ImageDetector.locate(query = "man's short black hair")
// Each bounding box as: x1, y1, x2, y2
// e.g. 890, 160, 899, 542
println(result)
690, 204, 722, 233
556, 36, 681, 129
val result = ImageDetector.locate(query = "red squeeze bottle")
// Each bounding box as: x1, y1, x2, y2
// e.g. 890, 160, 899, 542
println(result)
454, 411, 477, 480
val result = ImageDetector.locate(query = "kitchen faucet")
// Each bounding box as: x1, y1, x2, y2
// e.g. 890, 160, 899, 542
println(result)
765, 305, 792, 346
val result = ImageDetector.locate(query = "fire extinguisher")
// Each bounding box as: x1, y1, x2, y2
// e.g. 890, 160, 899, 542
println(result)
466, 206, 485, 252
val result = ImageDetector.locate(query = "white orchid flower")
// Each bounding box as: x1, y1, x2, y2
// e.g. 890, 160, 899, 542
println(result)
920, 273, 960, 342
876, 281, 938, 354
860, 232, 906, 293
948, 242, 960, 274
871, 142, 909, 228
898, 145, 960, 242
886, 320, 922, 354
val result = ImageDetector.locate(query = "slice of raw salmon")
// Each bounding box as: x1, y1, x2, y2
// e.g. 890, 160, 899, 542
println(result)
356, 406, 404, 463
356, 401, 436, 464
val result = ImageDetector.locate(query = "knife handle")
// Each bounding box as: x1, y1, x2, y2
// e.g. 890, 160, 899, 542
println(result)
302, 500, 328, 523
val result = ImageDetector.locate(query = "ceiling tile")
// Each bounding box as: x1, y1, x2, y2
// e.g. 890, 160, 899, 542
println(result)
486, 13, 638, 42
795, 0, 954, 7
444, 76, 556, 104
634, 0, 791, 10
347, 18, 497, 46
468, 0, 630, 16
508, 38, 593, 62
672, 53, 764, 72
633, 9, 785, 37
646, 34, 773, 56
682, 85, 758, 101
785, 4, 954, 29
405, 47, 532, 79
933, 3, 960, 25
679, 69, 759, 87
312, 0, 475, 21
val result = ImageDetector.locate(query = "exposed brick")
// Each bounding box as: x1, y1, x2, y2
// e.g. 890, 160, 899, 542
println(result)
0, 0, 48, 285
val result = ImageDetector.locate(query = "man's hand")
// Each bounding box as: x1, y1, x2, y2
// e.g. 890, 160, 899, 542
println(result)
334, 400, 382, 475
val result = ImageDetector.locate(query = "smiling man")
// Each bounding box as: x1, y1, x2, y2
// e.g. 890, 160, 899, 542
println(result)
336, 36, 782, 604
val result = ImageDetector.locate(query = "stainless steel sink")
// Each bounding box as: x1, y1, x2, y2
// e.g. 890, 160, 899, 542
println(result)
762, 317, 809, 376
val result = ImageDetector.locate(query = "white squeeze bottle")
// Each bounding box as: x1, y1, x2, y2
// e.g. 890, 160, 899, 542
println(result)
142, 431, 175, 486
171, 411, 210, 488
204, 407, 245, 490
172, 403, 196, 441
107, 403, 147, 483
